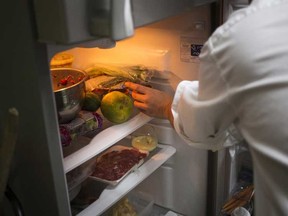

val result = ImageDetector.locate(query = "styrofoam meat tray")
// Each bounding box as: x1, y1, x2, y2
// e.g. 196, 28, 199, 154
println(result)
89, 145, 149, 186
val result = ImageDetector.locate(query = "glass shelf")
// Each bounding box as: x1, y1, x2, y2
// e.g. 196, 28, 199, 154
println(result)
64, 112, 153, 173
76, 144, 176, 216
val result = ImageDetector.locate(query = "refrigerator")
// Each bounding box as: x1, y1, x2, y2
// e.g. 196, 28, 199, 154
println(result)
0, 0, 252, 215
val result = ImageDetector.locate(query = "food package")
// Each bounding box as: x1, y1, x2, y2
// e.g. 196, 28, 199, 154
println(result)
84, 63, 155, 91
59, 111, 103, 147
89, 145, 149, 185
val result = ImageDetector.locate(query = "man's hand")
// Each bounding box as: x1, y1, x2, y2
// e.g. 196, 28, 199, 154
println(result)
125, 82, 174, 123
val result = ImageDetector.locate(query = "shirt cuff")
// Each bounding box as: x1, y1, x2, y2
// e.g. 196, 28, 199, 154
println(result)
171, 80, 235, 152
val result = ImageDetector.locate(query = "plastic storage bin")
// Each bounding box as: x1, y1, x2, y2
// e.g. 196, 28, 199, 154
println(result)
128, 191, 154, 216
103, 191, 154, 216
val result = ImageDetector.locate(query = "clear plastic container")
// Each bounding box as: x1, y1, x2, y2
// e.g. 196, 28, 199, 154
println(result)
131, 125, 158, 152
127, 191, 154, 216
102, 191, 154, 216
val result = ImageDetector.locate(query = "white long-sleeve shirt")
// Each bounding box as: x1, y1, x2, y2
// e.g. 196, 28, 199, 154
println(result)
172, 0, 288, 215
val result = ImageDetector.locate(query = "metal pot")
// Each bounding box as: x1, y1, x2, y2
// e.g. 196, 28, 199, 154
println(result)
51, 68, 88, 123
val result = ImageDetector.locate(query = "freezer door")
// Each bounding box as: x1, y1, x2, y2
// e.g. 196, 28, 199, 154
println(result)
33, 0, 215, 44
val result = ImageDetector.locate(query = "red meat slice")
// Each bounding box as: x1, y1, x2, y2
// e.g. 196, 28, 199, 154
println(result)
91, 148, 147, 181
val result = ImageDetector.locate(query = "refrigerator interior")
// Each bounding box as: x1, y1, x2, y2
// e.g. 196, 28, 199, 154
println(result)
66, 2, 253, 215
57, 4, 213, 216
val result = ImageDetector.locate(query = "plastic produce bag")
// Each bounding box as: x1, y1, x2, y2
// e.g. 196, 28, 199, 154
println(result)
84, 63, 155, 91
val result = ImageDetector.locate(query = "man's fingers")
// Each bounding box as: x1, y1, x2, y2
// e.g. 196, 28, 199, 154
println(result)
133, 100, 147, 110
125, 82, 148, 94
131, 91, 146, 102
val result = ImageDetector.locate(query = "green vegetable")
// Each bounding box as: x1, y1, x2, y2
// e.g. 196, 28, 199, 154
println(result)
82, 92, 101, 112
84, 66, 105, 78
84, 63, 154, 82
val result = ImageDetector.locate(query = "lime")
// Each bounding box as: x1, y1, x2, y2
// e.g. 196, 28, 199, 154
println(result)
82, 91, 101, 111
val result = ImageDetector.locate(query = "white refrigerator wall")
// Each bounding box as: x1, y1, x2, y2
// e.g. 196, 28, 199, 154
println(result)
133, 123, 209, 216
68, 4, 211, 81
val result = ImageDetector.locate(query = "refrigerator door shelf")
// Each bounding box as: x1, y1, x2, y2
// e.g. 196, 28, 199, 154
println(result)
64, 112, 153, 173
76, 144, 176, 216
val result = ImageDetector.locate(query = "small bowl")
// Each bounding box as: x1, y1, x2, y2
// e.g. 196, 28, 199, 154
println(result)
131, 125, 158, 152
51, 68, 88, 123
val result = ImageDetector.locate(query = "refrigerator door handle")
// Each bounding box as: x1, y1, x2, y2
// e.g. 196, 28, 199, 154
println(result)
89, 0, 134, 41
111, 0, 134, 40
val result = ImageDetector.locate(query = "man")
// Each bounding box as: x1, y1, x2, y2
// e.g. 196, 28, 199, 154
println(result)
125, 0, 288, 215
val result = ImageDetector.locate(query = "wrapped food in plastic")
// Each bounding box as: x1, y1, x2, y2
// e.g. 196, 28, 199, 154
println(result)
77, 110, 103, 131
84, 63, 155, 91
59, 111, 103, 147
59, 125, 72, 147
89, 145, 149, 185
